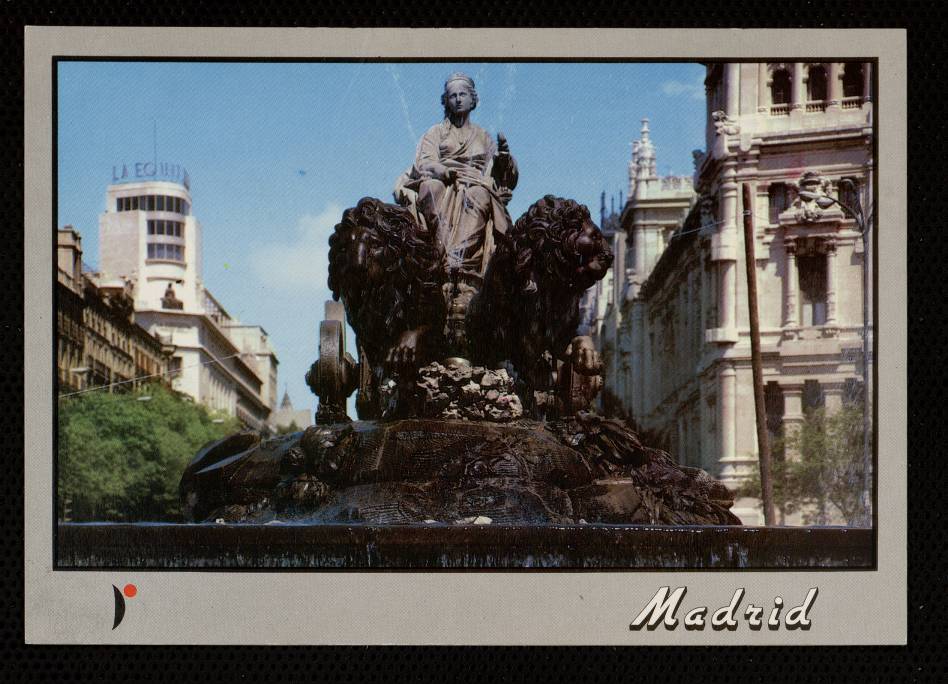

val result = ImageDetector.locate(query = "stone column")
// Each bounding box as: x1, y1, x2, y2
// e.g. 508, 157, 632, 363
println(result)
720, 261, 736, 331
757, 62, 769, 112
825, 239, 838, 325
643, 319, 654, 414
791, 62, 805, 111
612, 231, 626, 310
632, 223, 645, 277
725, 62, 741, 116
782, 383, 805, 461
718, 180, 739, 332
827, 62, 842, 109
719, 364, 737, 470
862, 62, 872, 102
718, 365, 737, 459
823, 382, 844, 414
699, 381, 712, 472
783, 239, 798, 328
630, 302, 644, 417
700, 259, 709, 335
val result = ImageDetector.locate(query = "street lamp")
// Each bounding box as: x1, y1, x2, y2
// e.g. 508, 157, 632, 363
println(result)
798, 176, 872, 527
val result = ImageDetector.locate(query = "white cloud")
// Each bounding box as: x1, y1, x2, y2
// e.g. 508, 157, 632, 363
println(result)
386, 64, 417, 145
496, 63, 517, 129
661, 79, 705, 100
250, 203, 342, 295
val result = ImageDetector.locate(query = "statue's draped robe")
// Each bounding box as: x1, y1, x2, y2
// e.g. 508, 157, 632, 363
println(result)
394, 119, 518, 276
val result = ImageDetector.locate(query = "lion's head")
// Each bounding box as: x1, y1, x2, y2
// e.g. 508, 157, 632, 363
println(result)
511, 195, 613, 295
328, 197, 445, 365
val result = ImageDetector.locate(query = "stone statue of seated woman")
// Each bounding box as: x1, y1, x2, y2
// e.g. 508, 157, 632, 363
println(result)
392, 72, 518, 361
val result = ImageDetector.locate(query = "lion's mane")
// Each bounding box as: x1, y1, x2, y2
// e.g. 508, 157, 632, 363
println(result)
328, 197, 445, 369
468, 195, 613, 387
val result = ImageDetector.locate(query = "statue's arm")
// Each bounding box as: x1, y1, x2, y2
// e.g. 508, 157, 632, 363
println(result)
491, 132, 518, 190
414, 127, 452, 182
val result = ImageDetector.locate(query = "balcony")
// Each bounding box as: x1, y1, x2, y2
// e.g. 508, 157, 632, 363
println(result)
769, 103, 790, 116
805, 100, 826, 113
841, 96, 861, 110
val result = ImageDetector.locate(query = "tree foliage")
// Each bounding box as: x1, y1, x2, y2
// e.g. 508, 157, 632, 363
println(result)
738, 403, 870, 526
57, 383, 241, 521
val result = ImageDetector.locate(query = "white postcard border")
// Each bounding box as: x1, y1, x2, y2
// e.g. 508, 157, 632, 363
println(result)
24, 27, 907, 645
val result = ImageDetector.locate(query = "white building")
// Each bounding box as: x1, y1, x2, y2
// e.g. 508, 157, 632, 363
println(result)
577, 192, 620, 343
599, 119, 696, 410
97, 167, 278, 431
271, 389, 312, 432
598, 62, 873, 524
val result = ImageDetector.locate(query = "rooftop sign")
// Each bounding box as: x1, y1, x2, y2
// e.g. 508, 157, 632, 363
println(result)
111, 161, 190, 189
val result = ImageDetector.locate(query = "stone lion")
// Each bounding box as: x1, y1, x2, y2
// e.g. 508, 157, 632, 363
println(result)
327, 197, 446, 416
468, 195, 613, 410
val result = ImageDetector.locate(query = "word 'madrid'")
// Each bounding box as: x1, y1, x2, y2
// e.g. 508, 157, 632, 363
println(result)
629, 587, 818, 631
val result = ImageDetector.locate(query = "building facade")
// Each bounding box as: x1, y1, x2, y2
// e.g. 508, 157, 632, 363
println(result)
96, 172, 279, 431
599, 119, 696, 412
271, 389, 313, 432
577, 192, 621, 344
598, 62, 873, 523
57, 227, 173, 395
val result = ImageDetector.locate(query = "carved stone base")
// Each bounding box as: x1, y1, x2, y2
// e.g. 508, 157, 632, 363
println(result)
180, 416, 741, 526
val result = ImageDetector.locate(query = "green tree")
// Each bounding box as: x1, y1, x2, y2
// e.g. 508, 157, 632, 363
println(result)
738, 403, 870, 526
57, 383, 241, 521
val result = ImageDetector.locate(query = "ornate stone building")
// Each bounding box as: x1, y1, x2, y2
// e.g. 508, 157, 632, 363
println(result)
578, 192, 621, 344
94, 171, 280, 431
57, 227, 173, 395
598, 62, 873, 523
599, 119, 696, 411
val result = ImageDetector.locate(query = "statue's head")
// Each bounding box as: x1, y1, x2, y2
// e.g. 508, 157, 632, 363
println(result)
512, 196, 614, 293
441, 72, 478, 118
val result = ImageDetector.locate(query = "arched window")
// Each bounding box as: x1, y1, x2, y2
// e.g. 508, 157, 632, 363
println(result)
771, 69, 791, 105
795, 238, 832, 328
765, 381, 785, 458
807, 65, 827, 102
842, 63, 863, 99
769, 183, 790, 224
838, 177, 860, 217
802, 379, 825, 413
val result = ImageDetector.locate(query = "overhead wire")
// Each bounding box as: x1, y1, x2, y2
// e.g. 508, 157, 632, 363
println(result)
59, 350, 253, 399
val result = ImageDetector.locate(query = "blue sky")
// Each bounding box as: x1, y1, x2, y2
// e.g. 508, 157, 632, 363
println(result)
57, 61, 707, 414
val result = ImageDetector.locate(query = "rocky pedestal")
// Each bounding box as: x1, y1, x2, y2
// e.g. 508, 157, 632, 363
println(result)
180, 412, 741, 527
382, 362, 524, 421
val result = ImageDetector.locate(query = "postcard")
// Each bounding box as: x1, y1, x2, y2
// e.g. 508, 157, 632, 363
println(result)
24, 27, 906, 644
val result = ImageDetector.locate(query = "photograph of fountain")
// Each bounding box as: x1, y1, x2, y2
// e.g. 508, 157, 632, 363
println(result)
53, 59, 876, 569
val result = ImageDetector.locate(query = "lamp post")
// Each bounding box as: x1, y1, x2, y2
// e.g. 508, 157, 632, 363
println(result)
798, 177, 872, 527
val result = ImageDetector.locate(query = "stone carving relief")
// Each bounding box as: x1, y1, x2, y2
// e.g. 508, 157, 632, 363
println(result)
711, 110, 740, 136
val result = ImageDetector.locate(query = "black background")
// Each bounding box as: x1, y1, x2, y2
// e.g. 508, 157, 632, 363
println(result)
3, 1, 941, 680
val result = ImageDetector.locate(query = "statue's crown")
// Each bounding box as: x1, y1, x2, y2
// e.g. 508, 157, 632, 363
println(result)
444, 72, 475, 90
